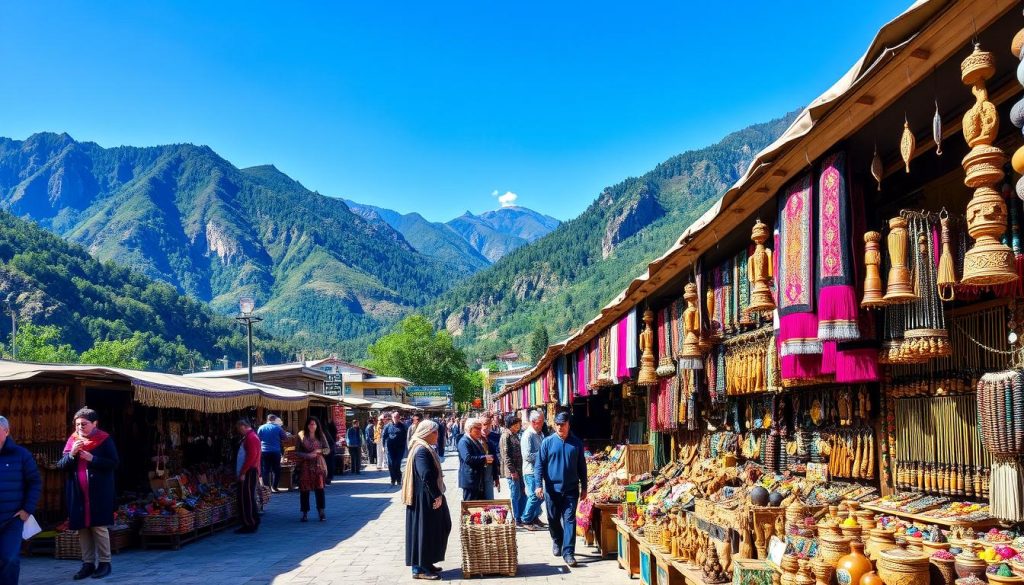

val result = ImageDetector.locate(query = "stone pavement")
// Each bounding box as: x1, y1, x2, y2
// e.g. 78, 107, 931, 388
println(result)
21, 453, 624, 584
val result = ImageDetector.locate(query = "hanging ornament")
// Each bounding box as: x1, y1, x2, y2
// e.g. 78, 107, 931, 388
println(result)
871, 144, 883, 191
678, 283, 704, 370
936, 210, 958, 301
637, 309, 658, 386
900, 119, 915, 173
746, 219, 776, 314
882, 216, 917, 303
933, 102, 943, 155
861, 231, 886, 308
960, 43, 1017, 286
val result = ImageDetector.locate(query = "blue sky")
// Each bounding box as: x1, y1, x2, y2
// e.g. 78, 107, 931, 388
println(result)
0, 1, 902, 222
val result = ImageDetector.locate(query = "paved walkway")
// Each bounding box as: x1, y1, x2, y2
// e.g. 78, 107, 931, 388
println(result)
21, 454, 623, 584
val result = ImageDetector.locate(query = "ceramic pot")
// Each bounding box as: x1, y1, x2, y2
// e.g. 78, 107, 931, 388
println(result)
954, 554, 987, 580
988, 574, 1024, 585
859, 572, 883, 585
835, 540, 873, 585
877, 542, 929, 585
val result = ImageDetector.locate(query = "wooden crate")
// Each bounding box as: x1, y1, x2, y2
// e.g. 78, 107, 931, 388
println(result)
626, 444, 654, 475
732, 559, 775, 585
639, 541, 659, 585
655, 551, 685, 585
616, 519, 640, 579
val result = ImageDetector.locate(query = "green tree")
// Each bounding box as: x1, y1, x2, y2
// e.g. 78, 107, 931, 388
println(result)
14, 324, 78, 364
528, 324, 549, 363
80, 332, 148, 369
366, 314, 480, 406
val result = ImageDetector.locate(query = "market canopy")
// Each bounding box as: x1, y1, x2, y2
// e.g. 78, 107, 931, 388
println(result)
0, 361, 310, 413
369, 400, 420, 412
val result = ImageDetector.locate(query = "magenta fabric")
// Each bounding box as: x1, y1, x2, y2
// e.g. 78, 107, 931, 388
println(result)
835, 348, 880, 382
780, 353, 822, 380
616, 316, 630, 379
576, 348, 587, 397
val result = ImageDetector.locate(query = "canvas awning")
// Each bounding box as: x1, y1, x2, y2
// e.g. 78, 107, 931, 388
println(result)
0, 361, 310, 412
369, 400, 420, 412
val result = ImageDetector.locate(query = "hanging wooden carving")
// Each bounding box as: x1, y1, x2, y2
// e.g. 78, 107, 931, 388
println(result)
960, 43, 1017, 286
746, 219, 776, 314
861, 231, 886, 308
900, 120, 915, 173
870, 145, 883, 191
637, 309, 658, 386
679, 283, 704, 370
882, 216, 917, 303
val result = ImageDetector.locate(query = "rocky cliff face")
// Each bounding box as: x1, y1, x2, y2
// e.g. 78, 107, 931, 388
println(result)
602, 182, 664, 259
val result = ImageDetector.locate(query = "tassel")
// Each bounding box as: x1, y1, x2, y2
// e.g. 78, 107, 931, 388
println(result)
937, 212, 957, 301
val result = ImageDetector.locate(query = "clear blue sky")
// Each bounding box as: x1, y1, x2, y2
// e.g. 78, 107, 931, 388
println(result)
0, 1, 902, 222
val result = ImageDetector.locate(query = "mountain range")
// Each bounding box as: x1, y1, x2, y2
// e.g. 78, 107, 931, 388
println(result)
343, 200, 560, 271
0, 110, 797, 361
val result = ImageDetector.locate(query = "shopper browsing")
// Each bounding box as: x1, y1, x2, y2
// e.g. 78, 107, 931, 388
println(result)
498, 414, 526, 527
519, 410, 547, 530
534, 411, 587, 568
257, 414, 290, 492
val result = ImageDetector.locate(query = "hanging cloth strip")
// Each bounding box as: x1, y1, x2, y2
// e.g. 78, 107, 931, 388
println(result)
616, 314, 631, 380
816, 151, 860, 341
834, 177, 880, 383
627, 308, 639, 370
577, 347, 588, 397
777, 173, 822, 357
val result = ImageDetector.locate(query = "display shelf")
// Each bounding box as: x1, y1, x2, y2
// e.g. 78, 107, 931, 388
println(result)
860, 503, 1000, 529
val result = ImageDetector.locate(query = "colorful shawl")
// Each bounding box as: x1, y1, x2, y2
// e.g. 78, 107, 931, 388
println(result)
816, 151, 859, 341
63, 428, 110, 527
627, 308, 638, 369
777, 174, 821, 356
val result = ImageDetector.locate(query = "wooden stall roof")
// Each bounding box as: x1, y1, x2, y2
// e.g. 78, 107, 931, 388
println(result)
0, 360, 310, 412
502, 0, 1016, 396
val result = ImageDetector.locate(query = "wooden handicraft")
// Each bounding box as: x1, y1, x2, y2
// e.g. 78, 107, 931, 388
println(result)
882, 216, 917, 303
960, 43, 1017, 286
637, 308, 658, 386
746, 219, 776, 314
861, 231, 886, 308
678, 283, 704, 369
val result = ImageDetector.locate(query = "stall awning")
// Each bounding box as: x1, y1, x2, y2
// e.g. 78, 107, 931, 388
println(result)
305, 393, 375, 409
0, 361, 310, 413
369, 400, 421, 412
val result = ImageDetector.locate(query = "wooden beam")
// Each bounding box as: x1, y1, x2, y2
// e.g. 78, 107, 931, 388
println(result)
856, 95, 876, 106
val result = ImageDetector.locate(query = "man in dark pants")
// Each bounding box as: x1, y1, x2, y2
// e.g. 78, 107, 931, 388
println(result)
364, 420, 377, 466
457, 418, 491, 501
381, 412, 408, 485
346, 419, 363, 474
0, 414, 41, 584
256, 414, 289, 491
534, 412, 587, 568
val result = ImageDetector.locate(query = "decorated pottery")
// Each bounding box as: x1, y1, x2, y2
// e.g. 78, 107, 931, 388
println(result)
954, 552, 987, 580
835, 540, 873, 585
859, 572, 883, 585
750, 486, 770, 507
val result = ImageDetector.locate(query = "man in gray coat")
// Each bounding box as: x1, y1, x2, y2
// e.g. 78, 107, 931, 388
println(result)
518, 410, 546, 529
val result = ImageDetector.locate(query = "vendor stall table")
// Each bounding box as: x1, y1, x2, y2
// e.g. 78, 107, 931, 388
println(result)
614, 517, 640, 579
591, 503, 619, 557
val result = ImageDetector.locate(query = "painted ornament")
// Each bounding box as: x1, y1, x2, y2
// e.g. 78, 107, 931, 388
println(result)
900, 119, 915, 173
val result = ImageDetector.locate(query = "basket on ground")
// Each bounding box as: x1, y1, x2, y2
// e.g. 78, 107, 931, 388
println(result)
141, 511, 195, 535
460, 499, 517, 578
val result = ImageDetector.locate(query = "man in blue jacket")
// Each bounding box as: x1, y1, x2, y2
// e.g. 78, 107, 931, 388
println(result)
0, 415, 41, 584
345, 419, 363, 474
534, 412, 587, 568
456, 418, 492, 500
256, 415, 290, 491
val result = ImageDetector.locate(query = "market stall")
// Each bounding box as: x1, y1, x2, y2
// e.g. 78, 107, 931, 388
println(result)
492, 2, 1024, 583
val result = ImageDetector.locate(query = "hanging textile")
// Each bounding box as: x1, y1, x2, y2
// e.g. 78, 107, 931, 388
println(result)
777, 173, 821, 357
616, 315, 631, 380
736, 248, 752, 326
627, 308, 639, 370
577, 347, 588, 397
816, 151, 859, 341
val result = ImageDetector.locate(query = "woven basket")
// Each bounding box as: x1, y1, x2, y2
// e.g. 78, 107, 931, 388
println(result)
460, 523, 517, 577
141, 511, 195, 535
460, 499, 517, 578
55, 531, 81, 560
193, 507, 213, 529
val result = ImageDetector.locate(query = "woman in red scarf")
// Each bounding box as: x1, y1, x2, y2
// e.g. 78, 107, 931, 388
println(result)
56, 407, 119, 581
294, 416, 330, 522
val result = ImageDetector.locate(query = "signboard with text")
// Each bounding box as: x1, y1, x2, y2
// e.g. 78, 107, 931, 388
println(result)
406, 385, 452, 409
325, 374, 343, 396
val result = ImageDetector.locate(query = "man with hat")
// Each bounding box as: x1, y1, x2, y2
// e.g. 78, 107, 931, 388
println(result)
534, 411, 587, 567
498, 414, 525, 527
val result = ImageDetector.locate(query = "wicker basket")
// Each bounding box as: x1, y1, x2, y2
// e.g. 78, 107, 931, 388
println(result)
55, 531, 81, 560
460, 499, 517, 578
141, 511, 195, 535
193, 507, 213, 529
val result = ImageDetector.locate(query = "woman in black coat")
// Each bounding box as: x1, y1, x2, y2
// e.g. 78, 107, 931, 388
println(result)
56, 407, 119, 581
403, 420, 451, 580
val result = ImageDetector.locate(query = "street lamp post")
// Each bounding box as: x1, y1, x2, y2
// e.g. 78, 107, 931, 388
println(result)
235, 297, 263, 382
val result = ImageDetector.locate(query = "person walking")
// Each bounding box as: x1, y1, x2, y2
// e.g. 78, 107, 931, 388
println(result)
374, 415, 387, 471
56, 407, 119, 580
364, 419, 377, 467
406, 414, 422, 451
456, 418, 491, 501
256, 414, 289, 492
295, 416, 330, 522
534, 412, 587, 567
498, 414, 526, 527
435, 417, 446, 461
345, 419, 363, 475
0, 415, 41, 585
480, 415, 500, 499
234, 419, 262, 534
324, 419, 339, 481
403, 420, 451, 580
382, 412, 408, 486
519, 411, 547, 530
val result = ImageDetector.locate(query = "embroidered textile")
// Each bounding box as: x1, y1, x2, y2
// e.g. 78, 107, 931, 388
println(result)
777, 174, 815, 315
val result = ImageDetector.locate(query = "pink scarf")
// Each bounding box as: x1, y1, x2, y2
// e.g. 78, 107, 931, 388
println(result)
64, 429, 110, 527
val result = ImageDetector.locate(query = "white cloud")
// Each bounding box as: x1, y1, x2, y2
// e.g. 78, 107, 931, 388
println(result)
491, 190, 499, 197
498, 191, 518, 207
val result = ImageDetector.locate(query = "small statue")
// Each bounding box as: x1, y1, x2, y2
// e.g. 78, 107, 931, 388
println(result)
637, 309, 658, 386
702, 540, 730, 584
747, 219, 776, 313
679, 283, 704, 369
